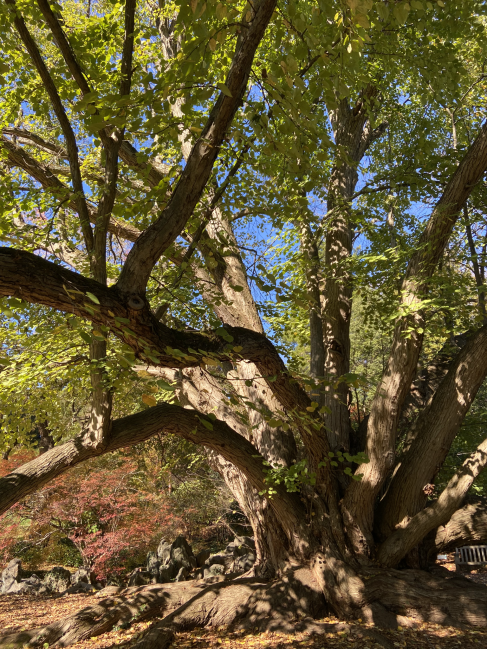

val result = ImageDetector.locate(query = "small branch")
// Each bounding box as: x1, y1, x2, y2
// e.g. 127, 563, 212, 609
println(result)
2, 127, 68, 158
1, 134, 141, 242
7, 0, 93, 251
464, 203, 487, 324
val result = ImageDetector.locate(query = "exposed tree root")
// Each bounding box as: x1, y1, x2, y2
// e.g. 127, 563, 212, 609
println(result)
1, 565, 486, 649
311, 554, 487, 630
0, 580, 208, 648
0, 569, 324, 649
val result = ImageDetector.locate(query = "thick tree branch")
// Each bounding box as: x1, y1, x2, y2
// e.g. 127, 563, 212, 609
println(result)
35, 0, 91, 95
432, 500, 487, 554
378, 324, 487, 537
377, 437, 487, 567
91, 0, 136, 285
116, 0, 278, 294
320, 86, 386, 451
0, 247, 330, 470
0, 401, 307, 551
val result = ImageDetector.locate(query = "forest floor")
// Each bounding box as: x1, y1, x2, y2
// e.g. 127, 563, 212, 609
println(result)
1, 562, 486, 649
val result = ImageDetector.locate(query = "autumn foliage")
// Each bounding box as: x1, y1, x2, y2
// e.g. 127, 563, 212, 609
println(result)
0, 451, 184, 579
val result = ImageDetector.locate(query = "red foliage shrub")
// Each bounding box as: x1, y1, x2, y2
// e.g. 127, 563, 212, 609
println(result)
0, 451, 183, 579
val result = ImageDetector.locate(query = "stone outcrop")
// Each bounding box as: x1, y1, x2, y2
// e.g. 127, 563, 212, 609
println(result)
0, 559, 72, 595
145, 534, 256, 583
43, 566, 72, 593
0, 535, 256, 596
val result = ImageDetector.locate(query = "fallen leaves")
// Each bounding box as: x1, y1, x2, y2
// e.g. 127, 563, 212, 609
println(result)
0, 592, 486, 649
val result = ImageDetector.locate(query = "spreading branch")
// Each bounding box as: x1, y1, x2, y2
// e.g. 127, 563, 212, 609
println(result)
379, 323, 487, 537
6, 0, 93, 250
0, 248, 328, 467
116, 0, 278, 294
0, 401, 305, 547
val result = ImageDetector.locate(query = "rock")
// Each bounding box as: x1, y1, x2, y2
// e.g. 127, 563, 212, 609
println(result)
208, 553, 235, 572
226, 536, 256, 557
95, 585, 122, 598
146, 551, 160, 577
234, 552, 256, 573
195, 549, 211, 567
156, 538, 170, 562
64, 581, 95, 595
175, 566, 188, 582
158, 564, 177, 583
107, 573, 124, 587
0, 559, 49, 595
153, 535, 196, 583
1, 558, 23, 594
43, 566, 72, 593
204, 564, 225, 578
5, 574, 47, 595
71, 568, 95, 585
172, 545, 197, 571
193, 567, 205, 580
128, 568, 151, 587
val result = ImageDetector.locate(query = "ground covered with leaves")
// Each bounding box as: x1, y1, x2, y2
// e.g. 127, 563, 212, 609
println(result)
1, 588, 487, 649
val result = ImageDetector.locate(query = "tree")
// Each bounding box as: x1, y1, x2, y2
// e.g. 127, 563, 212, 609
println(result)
1, 0, 487, 644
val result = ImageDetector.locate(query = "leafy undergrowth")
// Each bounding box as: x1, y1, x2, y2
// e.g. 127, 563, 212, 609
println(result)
1, 593, 487, 649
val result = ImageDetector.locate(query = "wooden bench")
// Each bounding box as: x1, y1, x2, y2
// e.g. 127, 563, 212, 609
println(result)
455, 545, 487, 569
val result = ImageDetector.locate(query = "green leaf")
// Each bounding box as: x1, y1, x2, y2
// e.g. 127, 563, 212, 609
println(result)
85, 292, 100, 305
217, 82, 232, 97
394, 2, 410, 24
79, 331, 92, 344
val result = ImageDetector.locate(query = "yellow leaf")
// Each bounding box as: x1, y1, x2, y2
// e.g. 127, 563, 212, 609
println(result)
209, 38, 216, 51
142, 394, 157, 407
355, 13, 370, 28
203, 357, 219, 366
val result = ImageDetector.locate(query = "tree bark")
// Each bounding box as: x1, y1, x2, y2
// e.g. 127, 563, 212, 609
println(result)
117, 0, 278, 294
321, 92, 387, 452
378, 324, 487, 537
432, 500, 487, 554
377, 436, 487, 567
